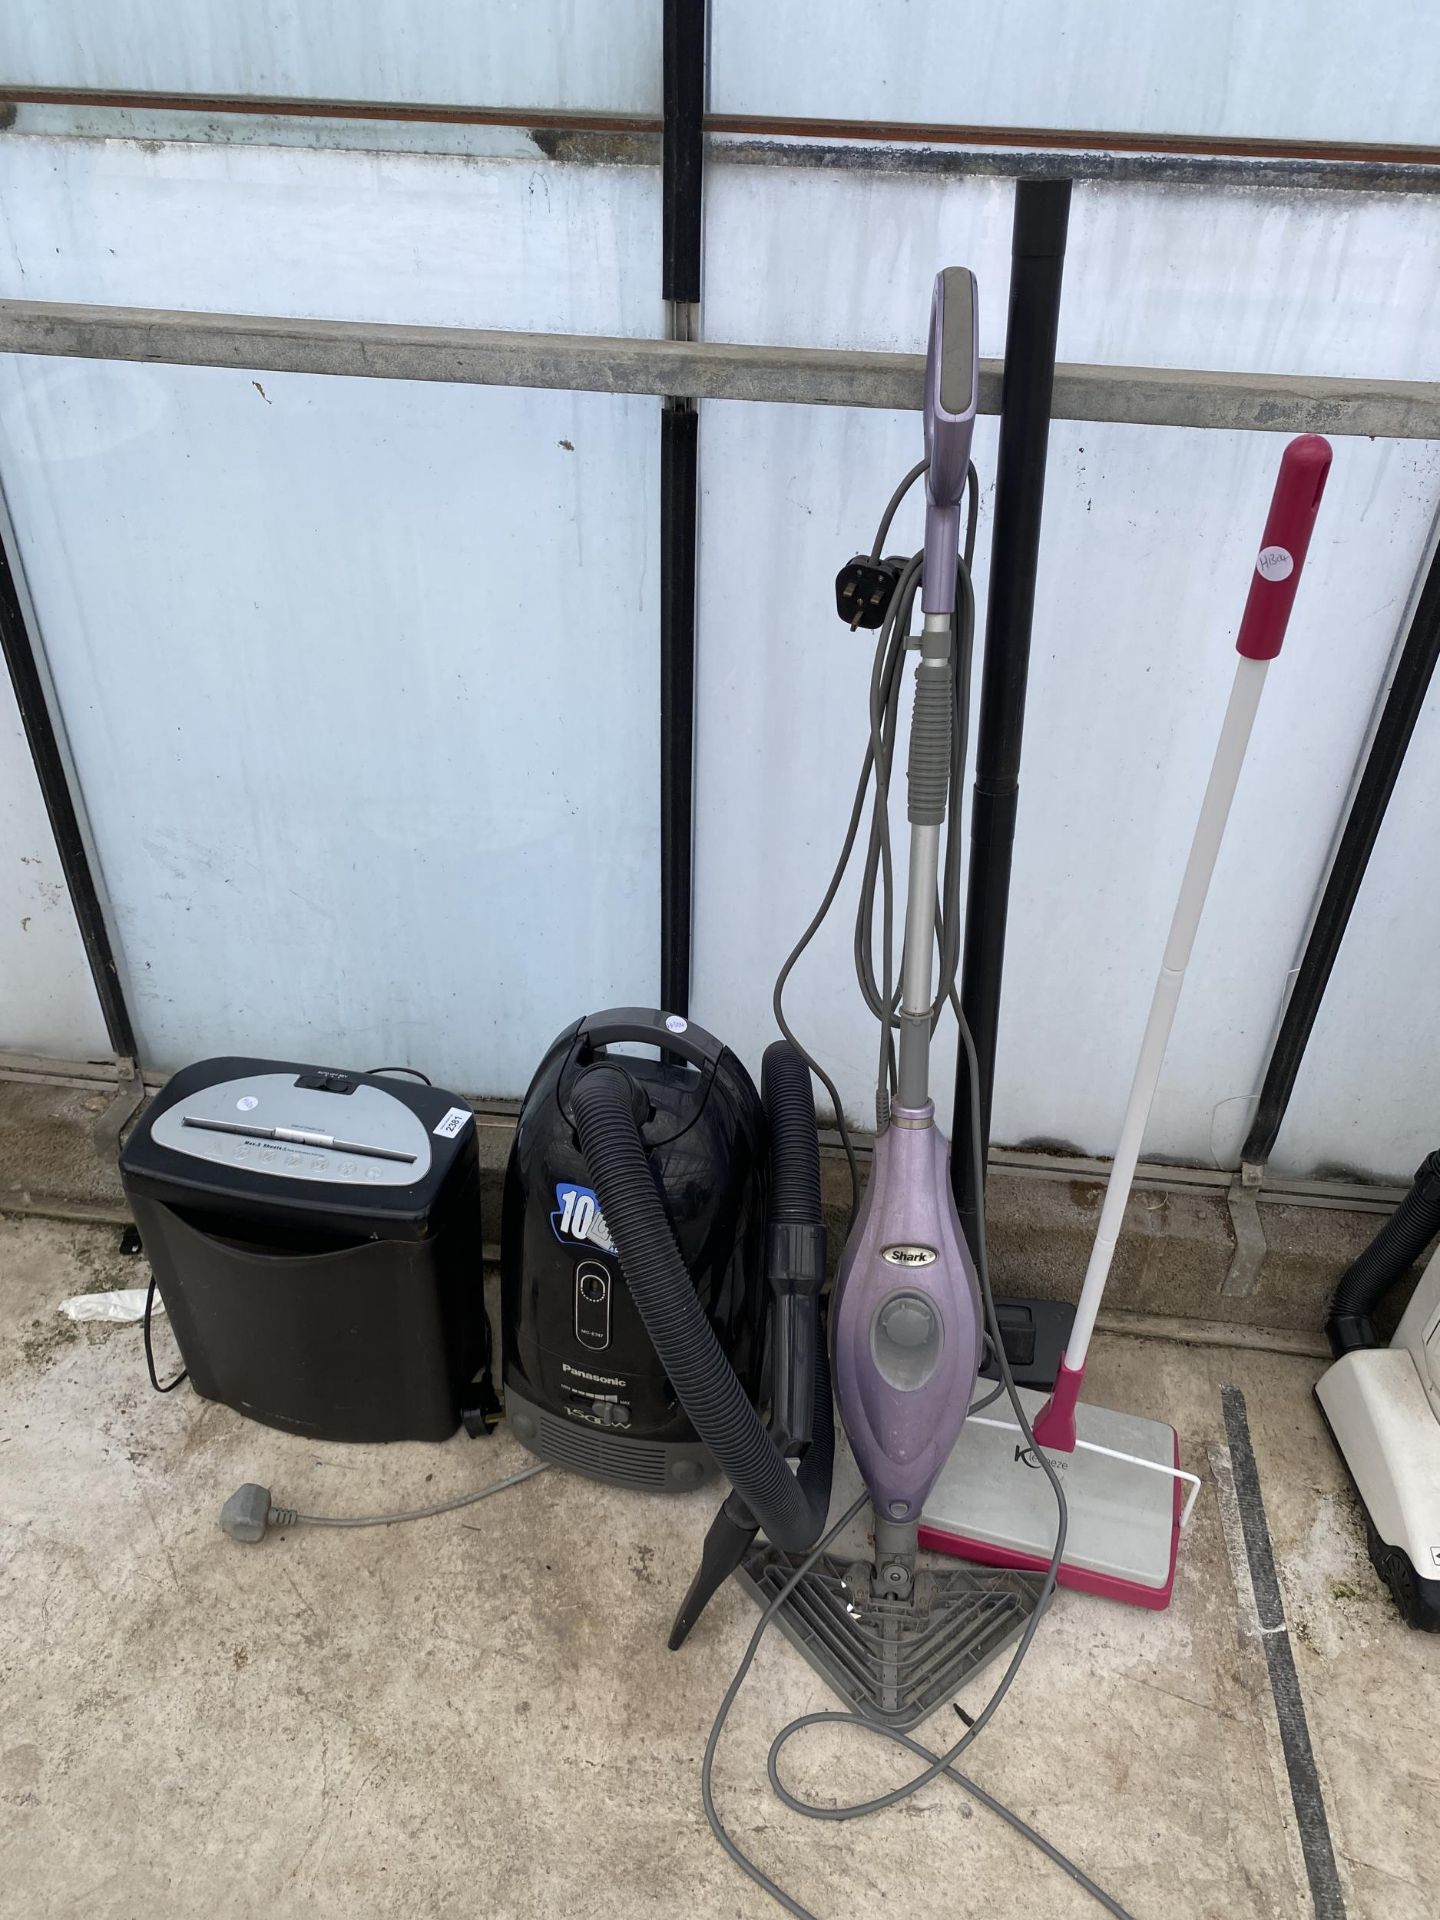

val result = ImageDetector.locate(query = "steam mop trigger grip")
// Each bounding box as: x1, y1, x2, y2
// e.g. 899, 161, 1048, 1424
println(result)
921, 267, 978, 616
924, 266, 978, 511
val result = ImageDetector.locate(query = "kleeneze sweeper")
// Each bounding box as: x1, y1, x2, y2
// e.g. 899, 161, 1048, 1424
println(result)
499, 267, 1333, 1916
924, 431, 1333, 1605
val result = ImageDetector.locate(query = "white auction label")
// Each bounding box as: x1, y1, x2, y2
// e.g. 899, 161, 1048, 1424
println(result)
1255, 544, 1294, 582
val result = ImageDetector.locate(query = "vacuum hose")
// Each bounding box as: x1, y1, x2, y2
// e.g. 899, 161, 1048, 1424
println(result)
764, 1040, 825, 1219
570, 1044, 833, 1564
1327, 1148, 1440, 1356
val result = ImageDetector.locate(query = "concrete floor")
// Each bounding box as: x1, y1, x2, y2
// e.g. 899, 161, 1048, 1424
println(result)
3, 1215, 1437, 1920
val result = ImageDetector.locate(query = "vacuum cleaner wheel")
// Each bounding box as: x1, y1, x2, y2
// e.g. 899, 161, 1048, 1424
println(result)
738, 1545, 1043, 1732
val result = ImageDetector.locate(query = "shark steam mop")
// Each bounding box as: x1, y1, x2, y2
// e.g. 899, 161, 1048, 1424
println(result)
733, 268, 1050, 1684
922, 430, 1333, 1606
700, 266, 1105, 1915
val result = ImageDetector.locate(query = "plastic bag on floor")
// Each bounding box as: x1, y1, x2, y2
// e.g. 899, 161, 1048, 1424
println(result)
58, 1287, 163, 1323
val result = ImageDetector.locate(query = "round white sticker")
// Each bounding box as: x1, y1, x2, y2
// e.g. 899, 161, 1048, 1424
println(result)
236, 1095, 259, 1111
665, 1015, 688, 1034
1256, 545, 1294, 583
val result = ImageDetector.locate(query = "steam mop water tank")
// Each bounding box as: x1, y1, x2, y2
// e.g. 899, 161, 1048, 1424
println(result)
119, 1057, 490, 1442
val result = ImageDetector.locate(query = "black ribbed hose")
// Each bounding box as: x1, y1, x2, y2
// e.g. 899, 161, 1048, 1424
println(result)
570, 1053, 832, 1557
1327, 1148, 1440, 1356
763, 1040, 824, 1220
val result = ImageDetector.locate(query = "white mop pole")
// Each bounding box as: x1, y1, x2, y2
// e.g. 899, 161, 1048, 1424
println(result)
1067, 651, 1269, 1365
1035, 434, 1333, 1445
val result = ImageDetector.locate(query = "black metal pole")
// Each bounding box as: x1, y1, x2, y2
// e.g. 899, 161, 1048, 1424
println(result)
1240, 535, 1440, 1172
952, 178, 1071, 1242
659, 0, 705, 1016
0, 521, 138, 1060
662, 0, 705, 311
659, 404, 698, 1015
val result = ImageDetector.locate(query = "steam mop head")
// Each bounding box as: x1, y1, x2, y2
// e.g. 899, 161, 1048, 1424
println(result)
738, 1546, 1041, 1731
920, 1387, 1184, 1608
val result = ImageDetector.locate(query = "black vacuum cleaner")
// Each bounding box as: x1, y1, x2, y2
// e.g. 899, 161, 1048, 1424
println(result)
501, 1005, 833, 1640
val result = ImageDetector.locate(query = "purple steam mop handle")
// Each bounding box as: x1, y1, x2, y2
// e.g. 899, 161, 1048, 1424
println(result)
922, 267, 978, 615
826, 269, 987, 1527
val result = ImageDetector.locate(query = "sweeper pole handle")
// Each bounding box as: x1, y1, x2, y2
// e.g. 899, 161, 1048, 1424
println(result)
1049, 436, 1333, 1419
1234, 434, 1333, 661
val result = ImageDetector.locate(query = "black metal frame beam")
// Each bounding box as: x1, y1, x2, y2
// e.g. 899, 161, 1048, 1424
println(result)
659, 403, 698, 1015
952, 180, 1070, 1239
1240, 536, 1440, 1171
659, 0, 706, 1016
0, 519, 137, 1059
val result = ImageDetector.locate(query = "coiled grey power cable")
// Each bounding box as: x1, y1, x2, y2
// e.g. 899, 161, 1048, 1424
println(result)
699, 1013, 1137, 1920
773, 459, 978, 1224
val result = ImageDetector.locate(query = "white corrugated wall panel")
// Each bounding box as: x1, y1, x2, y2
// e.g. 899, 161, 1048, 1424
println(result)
0, 136, 663, 1090
0, 135, 660, 335
691, 398, 1439, 1163
0, 3, 662, 113
0, 661, 109, 1059
1269, 668, 1440, 1182
712, 1, 1439, 147
704, 167, 1440, 381
0, 355, 659, 1092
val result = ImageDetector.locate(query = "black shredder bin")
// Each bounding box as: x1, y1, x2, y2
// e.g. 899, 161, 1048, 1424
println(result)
119, 1057, 491, 1442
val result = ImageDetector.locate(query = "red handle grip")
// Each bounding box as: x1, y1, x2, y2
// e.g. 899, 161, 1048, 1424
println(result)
1235, 434, 1332, 660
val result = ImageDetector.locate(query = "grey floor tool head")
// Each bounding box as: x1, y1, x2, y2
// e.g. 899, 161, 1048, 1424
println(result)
738, 1545, 1042, 1732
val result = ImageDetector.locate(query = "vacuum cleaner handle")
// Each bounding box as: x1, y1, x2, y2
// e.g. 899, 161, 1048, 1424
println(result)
574, 1006, 727, 1073
1235, 433, 1332, 661
922, 266, 978, 615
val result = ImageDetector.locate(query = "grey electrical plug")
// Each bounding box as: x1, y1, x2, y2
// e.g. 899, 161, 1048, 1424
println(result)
221, 1482, 276, 1543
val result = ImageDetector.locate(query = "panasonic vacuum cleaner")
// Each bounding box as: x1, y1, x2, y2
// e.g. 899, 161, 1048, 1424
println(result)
501, 1007, 793, 1496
